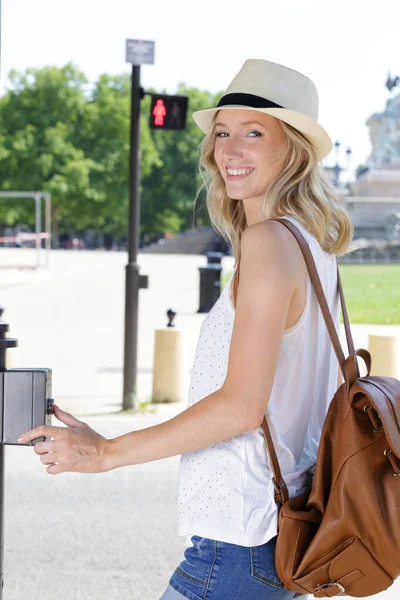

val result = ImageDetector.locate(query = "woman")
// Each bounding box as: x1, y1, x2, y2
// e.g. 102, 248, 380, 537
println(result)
19, 59, 353, 599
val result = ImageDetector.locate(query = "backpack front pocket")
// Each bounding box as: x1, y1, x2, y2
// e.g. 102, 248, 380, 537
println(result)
295, 537, 393, 597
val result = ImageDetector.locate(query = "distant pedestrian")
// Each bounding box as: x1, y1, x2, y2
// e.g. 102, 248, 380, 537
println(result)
18, 59, 353, 599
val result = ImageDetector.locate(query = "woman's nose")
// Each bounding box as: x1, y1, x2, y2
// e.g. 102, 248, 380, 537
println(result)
223, 136, 244, 159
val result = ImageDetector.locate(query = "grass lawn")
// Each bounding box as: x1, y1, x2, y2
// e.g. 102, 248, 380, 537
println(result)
339, 264, 400, 324
222, 264, 400, 325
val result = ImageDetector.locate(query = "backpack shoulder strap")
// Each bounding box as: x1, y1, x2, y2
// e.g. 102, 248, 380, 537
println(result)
262, 218, 354, 506
273, 217, 353, 369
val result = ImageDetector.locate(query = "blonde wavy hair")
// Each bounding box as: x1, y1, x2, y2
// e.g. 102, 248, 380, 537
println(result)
194, 113, 354, 307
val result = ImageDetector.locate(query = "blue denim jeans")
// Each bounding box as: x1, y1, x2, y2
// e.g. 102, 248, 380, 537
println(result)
159, 535, 307, 600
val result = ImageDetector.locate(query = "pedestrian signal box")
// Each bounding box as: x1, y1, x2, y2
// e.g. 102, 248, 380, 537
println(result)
149, 94, 188, 130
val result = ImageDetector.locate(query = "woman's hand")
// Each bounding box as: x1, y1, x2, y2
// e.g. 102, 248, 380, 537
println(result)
18, 404, 109, 475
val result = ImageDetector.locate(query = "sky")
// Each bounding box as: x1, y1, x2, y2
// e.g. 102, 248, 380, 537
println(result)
1, 0, 400, 182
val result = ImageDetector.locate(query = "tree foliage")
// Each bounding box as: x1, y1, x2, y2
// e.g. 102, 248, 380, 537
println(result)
0, 64, 222, 241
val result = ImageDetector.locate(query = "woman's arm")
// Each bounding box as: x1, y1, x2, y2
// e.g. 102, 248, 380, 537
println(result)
18, 373, 270, 474
19, 220, 300, 474
104, 386, 256, 470
105, 220, 302, 470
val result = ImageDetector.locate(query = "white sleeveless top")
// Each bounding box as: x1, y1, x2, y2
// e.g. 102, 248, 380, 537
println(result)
177, 216, 340, 547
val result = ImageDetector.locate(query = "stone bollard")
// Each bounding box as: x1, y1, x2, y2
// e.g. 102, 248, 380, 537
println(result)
152, 309, 184, 403
368, 334, 399, 378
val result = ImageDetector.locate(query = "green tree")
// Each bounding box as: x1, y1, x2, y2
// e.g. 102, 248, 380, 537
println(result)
0, 64, 161, 241
0, 63, 223, 242
0, 64, 102, 241
76, 73, 161, 237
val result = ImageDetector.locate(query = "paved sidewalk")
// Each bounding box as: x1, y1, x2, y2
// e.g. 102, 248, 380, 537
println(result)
0, 248, 399, 600
0, 248, 236, 414
0, 248, 230, 600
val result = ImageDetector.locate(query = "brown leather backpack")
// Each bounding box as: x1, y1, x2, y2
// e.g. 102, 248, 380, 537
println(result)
262, 218, 400, 598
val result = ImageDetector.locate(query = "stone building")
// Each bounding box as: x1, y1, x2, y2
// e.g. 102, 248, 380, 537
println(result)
342, 79, 400, 241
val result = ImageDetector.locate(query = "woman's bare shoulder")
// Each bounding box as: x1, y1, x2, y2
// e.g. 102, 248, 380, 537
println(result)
241, 219, 304, 277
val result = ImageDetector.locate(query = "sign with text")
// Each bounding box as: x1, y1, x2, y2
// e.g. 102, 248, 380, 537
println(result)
125, 39, 155, 65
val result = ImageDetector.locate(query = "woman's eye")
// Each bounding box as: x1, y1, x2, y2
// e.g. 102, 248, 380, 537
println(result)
214, 130, 262, 138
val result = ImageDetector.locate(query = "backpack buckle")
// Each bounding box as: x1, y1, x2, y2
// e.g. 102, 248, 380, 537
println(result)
315, 582, 346, 596
273, 477, 288, 506
384, 448, 400, 476
363, 405, 382, 432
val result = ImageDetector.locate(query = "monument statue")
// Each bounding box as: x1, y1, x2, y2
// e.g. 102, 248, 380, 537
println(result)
348, 71, 400, 241
366, 72, 400, 168
386, 73, 400, 93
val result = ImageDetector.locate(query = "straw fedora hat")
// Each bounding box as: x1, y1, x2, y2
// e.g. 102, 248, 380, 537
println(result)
192, 59, 333, 161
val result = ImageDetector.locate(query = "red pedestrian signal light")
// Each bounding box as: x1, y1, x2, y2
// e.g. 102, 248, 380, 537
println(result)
149, 94, 188, 130
152, 99, 167, 126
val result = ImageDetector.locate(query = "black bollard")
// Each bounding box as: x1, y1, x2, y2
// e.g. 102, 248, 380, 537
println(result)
197, 252, 224, 313
205, 251, 225, 265
0, 322, 17, 371
166, 308, 176, 328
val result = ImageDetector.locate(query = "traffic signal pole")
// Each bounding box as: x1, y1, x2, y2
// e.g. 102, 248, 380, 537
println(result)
123, 65, 145, 411
122, 40, 186, 411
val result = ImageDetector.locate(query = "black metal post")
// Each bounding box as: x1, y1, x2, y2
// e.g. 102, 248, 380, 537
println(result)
0, 320, 17, 600
0, 323, 7, 600
123, 65, 141, 410
0, 444, 3, 599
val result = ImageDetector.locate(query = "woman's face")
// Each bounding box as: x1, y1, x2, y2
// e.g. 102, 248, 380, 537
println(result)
213, 109, 287, 205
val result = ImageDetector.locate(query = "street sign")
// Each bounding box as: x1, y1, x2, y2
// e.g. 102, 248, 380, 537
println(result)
125, 39, 155, 65
149, 94, 188, 130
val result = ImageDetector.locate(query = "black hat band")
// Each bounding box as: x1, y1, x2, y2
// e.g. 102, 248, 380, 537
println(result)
217, 93, 284, 110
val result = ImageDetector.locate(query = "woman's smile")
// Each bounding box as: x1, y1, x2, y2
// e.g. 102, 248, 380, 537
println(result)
226, 166, 255, 181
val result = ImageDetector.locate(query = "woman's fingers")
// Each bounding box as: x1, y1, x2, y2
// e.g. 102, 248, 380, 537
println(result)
18, 425, 61, 444
46, 462, 63, 476
34, 441, 55, 455
24, 416, 107, 475
40, 452, 58, 465
53, 405, 87, 429
19, 407, 87, 445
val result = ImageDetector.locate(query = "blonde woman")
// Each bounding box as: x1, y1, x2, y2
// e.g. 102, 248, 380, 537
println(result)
19, 59, 353, 599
